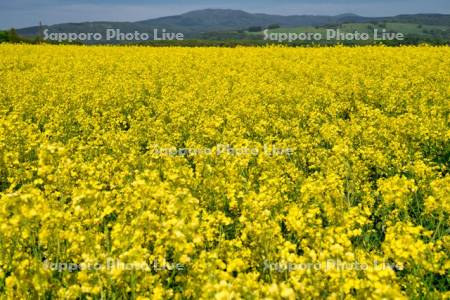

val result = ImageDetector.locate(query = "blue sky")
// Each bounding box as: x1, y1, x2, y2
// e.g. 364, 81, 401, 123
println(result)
1, 0, 449, 29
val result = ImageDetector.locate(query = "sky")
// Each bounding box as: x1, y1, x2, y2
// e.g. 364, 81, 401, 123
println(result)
1, 0, 449, 29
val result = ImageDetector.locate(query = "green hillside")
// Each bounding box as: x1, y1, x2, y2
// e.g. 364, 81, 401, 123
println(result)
247, 22, 450, 44
3, 10, 450, 45
252, 22, 449, 36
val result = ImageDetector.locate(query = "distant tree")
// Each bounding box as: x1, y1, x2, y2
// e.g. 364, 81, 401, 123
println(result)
34, 35, 44, 44
248, 26, 263, 32
7, 28, 20, 42
267, 24, 280, 30
324, 23, 339, 29
0, 31, 7, 42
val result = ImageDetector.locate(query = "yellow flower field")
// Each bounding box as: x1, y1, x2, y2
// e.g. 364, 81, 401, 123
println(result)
0, 44, 449, 299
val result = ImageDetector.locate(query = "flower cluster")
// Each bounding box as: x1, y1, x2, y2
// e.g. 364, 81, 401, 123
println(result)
0, 44, 449, 299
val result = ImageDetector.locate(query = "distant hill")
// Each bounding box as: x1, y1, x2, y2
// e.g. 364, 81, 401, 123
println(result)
134, 9, 373, 33
10, 9, 450, 44
379, 14, 450, 26
15, 9, 371, 38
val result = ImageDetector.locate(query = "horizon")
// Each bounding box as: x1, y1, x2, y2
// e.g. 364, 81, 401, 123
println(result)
1, 0, 450, 29
8, 9, 444, 29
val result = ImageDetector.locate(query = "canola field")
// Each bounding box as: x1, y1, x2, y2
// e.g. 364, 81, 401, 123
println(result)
0, 44, 449, 299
